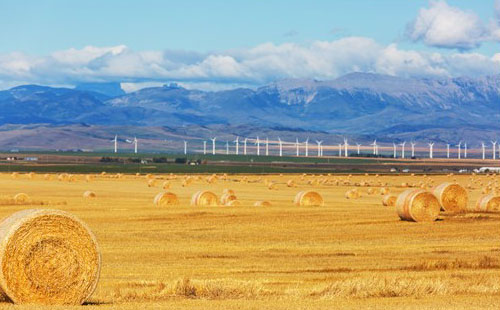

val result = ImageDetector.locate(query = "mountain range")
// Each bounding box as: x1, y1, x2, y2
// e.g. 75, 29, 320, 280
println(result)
0, 73, 499, 150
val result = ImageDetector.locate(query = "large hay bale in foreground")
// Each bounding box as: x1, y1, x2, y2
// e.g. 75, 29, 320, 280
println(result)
0, 209, 100, 305
395, 189, 440, 222
154, 192, 179, 207
474, 194, 500, 212
190, 191, 218, 207
432, 182, 468, 212
83, 191, 96, 199
254, 201, 272, 207
382, 194, 397, 206
294, 191, 324, 207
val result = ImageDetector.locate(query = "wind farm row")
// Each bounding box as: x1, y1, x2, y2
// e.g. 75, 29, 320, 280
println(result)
111, 135, 500, 160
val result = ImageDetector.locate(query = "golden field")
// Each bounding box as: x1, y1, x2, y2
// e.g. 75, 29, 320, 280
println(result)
0, 172, 499, 309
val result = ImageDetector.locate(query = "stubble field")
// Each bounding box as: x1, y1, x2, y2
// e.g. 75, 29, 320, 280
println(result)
0, 172, 498, 310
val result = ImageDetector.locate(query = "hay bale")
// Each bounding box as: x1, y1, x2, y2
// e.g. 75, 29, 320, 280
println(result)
220, 193, 237, 205
147, 179, 157, 187
161, 181, 170, 190
0, 209, 100, 305
287, 180, 296, 187
432, 182, 468, 212
367, 188, 375, 195
267, 182, 277, 190
395, 189, 440, 222
83, 191, 96, 199
11, 172, 18, 179
43, 174, 51, 180
380, 187, 390, 195
474, 194, 500, 212
190, 191, 218, 206
225, 200, 241, 207
382, 194, 397, 206
344, 189, 360, 199
294, 191, 324, 207
13, 193, 30, 204
154, 192, 179, 207
222, 189, 235, 196
254, 201, 272, 207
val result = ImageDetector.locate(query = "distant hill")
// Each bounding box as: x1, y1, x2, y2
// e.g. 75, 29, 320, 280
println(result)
1, 73, 499, 148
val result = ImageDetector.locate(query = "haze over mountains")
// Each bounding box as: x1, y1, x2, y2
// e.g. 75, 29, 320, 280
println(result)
0, 73, 499, 151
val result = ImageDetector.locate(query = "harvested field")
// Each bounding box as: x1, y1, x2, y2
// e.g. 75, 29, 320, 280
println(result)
0, 172, 498, 309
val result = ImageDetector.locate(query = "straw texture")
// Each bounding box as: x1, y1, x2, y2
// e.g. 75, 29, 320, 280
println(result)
294, 191, 324, 207
190, 191, 218, 206
154, 192, 179, 207
0, 209, 100, 305
432, 183, 468, 212
474, 194, 500, 212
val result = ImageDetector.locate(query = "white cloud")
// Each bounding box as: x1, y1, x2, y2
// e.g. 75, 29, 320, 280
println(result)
0, 38, 499, 91
407, 1, 489, 49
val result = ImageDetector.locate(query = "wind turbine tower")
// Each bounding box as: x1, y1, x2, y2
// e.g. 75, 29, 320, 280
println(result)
265, 137, 269, 156
304, 138, 309, 157
411, 142, 416, 158
295, 138, 300, 156
400, 141, 406, 159
183, 141, 187, 155
316, 140, 323, 157
234, 137, 239, 155
393, 143, 397, 158
113, 135, 118, 153
446, 144, 450, 159
428, 142, 434, 159
134, 137, 138, 154
457, 142, 461, 159
243, 138, 248, 155
256, 137, 260, 156
226, 141, 229, 155
203, 141, 207, 155
211, 137, 217, 155
344, 138, 348, 157
492, 141, 497, 160
356, 143, 361, 155
464, 143, 467, 158
481, 142, 486, 160
278, 137, 283, 157
338, 143, 342, 157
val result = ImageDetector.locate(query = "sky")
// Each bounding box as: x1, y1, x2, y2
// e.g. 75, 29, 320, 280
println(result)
0, 0, 499, 91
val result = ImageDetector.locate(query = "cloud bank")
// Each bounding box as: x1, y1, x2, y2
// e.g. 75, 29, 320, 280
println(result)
407, 0, 500, 49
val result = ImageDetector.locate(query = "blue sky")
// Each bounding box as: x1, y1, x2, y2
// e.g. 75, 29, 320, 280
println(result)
0, 0, 499, 91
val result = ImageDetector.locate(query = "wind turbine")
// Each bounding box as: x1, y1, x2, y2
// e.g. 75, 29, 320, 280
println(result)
371, 140, 378, 155
234, 137, 239, 155
211, 137, 217, 155
203, 141, 207, 155
464, 142, 467, 158
492, 141, 497, 160
265, 137, 269, 156
316, 140, 323, 157
411, 141, 416, 158
400, 141, 406, 159
113, 135, 118, 153
278, 137, 283, 157
343, 138, 348, 157
356, 143, 361, 155
243, 138, 248, 155
295, 138, 300, 156
428, 142, 434, 159
446, 144, 450, 159
304, 138, 309, 157
183, 140, 187, 155
481, 142, 486, 160
134, 137, 138, 154
338, 143, 342, 157
225, 141, 229, 155
393, 143, 397, 158
255, 136, 260, 156
457, 142, 461, 159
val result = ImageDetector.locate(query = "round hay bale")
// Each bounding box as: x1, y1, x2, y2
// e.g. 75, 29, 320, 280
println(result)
0, 209, 100, 305
147, 179, 157, 187
225, 200, 240, 207
380, 187, 390, 195
161, 181, 170, 190
13, 193, 30, 204
287, 180, 295, 187
220, 193, 237, 205
344, 189, 360, 199
432, 182, 468, 212
190, 191, 218, 207
395, 189, 440, 222
382, 194, 397, 206
82, 191, 96, 199
254, 201, 272, 207
153, 192, 179, 207
474, 194, 500, 212
294, 191, 324, 207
